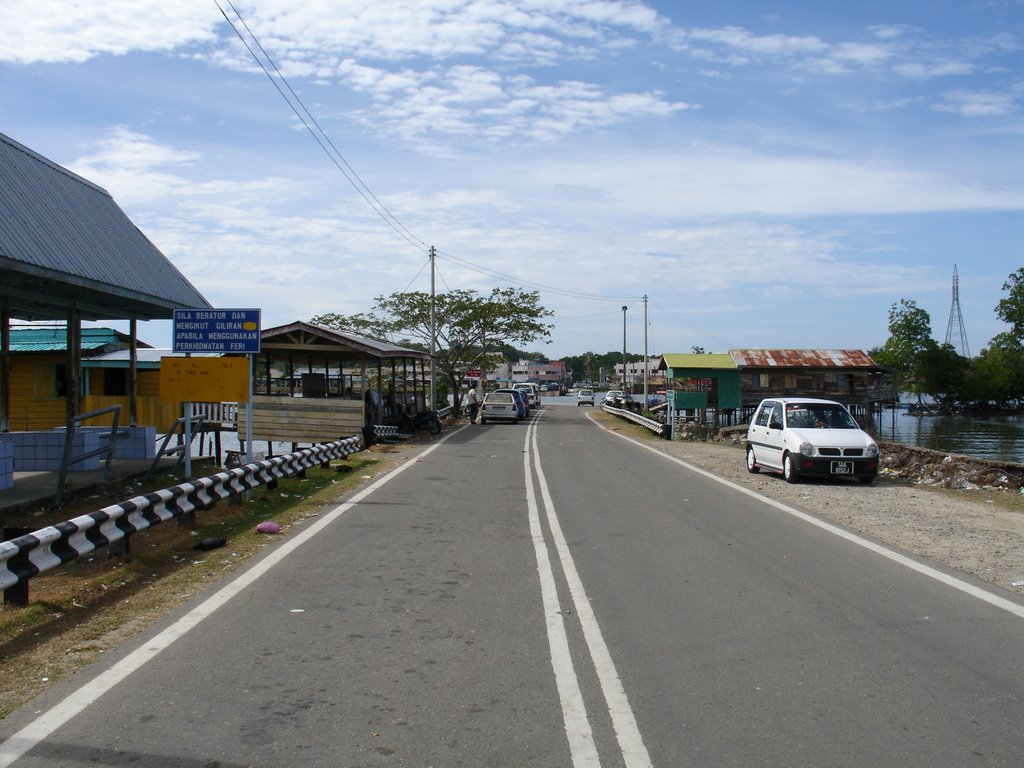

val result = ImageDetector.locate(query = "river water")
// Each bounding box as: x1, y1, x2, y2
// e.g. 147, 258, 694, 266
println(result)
867, 409, 1024, 464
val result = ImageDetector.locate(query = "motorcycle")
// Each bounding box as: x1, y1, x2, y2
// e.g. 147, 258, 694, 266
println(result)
399, 407, 442, 435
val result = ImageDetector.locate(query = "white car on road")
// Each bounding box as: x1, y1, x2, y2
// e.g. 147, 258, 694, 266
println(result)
745, 397, 879, 484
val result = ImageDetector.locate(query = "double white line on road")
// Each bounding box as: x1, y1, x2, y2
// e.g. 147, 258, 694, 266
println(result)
523, 420, 654, 768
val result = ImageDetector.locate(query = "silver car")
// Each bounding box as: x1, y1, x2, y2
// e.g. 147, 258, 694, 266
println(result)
576, 388, 594, 406
480, 391, 520, 424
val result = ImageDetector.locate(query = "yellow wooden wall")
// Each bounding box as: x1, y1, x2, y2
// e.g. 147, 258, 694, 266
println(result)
80, 395, 182, 431
3, 354, 183, 431
5, 354, 65, 431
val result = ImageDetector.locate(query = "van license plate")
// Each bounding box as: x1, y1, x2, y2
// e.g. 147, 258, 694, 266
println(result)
831, 461, 853, 475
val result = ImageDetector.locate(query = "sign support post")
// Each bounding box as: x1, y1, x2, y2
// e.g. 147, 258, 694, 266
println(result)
168, 308, 261, 478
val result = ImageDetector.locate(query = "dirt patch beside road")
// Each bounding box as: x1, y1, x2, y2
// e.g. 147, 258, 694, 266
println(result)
604, 415, 1024, 596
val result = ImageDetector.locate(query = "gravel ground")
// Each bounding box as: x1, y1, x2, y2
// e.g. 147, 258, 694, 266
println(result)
631, 433, 1024, 596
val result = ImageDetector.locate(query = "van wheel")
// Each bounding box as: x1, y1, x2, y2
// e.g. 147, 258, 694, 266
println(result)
783, 453, 800, 484
746, 446, 759, 474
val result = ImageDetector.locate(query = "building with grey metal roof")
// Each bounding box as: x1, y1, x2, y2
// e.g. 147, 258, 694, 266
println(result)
0, 131, 210, 321
0, 131, 214, 432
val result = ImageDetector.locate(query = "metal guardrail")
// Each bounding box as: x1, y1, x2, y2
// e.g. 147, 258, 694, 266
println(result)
602, 403, 670, 438
0, 435, 362, 606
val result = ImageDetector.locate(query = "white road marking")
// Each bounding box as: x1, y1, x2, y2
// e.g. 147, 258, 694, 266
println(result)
0, 436, 455, 768
526, 421, 654, 768
523, 426, 601, 767
588, 412, 1024, 620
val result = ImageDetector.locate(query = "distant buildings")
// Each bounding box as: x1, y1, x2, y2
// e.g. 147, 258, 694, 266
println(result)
483, 359, 568, 389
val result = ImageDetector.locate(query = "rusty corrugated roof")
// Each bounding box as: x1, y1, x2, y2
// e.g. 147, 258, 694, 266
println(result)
729, 349, 879, 368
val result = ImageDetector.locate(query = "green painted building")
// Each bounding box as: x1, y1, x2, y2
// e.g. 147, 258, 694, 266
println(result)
658, 354, 741, 411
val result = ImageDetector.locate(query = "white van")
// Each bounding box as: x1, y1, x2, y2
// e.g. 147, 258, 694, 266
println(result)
513, 382, 541, 407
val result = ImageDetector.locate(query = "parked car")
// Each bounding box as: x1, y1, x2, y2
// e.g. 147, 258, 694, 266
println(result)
602, 390, 625, 406
576, 388, 595, 406
491, 387, 528, 419
480, 391, 520, 424
745, 397, 879, 484
514, 382, 541, 407
604, 390, 641, 412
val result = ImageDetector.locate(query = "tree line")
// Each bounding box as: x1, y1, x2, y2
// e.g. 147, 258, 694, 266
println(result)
870, 268, 1024, 410
306, 267, 1024, 413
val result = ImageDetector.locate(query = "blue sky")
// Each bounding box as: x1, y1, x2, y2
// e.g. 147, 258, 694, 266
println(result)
3, 0, 1023, 359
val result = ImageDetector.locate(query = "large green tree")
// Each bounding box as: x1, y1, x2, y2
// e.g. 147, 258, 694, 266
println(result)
995, 267, 1024, 347
561, 351, 645, 385
873, 299, 938, 400
312, 288, 553, 412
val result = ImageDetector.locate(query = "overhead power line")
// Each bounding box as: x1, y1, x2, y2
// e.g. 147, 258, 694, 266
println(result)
216, 0, 424, 252
214, 0, 642, 307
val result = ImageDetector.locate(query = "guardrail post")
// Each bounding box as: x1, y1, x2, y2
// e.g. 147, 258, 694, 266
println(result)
4, 581, 28, 608
2, 527, 32, 606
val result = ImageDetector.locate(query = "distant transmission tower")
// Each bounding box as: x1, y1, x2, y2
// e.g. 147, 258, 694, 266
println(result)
944, 264, 970, 357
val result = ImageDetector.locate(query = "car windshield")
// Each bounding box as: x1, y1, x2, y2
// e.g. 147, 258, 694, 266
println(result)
487, 393, 514, 404
785, 404, 859, 429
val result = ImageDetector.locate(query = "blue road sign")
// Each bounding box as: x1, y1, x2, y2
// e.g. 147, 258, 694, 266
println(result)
173, 308, 261, 353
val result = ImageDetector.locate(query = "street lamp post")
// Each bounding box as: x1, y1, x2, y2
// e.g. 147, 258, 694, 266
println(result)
621, 305, 627, 392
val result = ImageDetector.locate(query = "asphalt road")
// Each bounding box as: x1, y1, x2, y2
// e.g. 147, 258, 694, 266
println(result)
1, 405, 1023, 767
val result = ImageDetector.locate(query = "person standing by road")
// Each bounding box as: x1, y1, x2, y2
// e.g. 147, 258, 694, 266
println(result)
464, 386, 479, 423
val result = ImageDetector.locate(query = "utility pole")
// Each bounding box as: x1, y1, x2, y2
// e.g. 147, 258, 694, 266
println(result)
621, 305, 628, 391
643, 295, 649, 409
429, 245, 436, 410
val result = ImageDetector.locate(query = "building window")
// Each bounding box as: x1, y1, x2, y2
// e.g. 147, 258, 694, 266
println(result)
103, 368, 128, 396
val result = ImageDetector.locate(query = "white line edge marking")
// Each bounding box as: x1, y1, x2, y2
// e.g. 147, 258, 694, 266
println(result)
529, 422, 655, 768
523, 423, 601, 767
0, 434, 459, 768
586, 412, 1024, 620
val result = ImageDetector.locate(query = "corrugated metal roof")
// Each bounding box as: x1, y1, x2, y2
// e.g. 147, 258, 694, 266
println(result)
261, 321, 432, 361
729, 349, 879, 368
82, 349, 222, 368
0, 132, 211, 321
8, 326, 139, 353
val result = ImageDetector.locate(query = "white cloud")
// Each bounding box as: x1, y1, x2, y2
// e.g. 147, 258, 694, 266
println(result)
893, 60, 976, 79
934, 89, 1018, 117
0, 0, 219, 64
